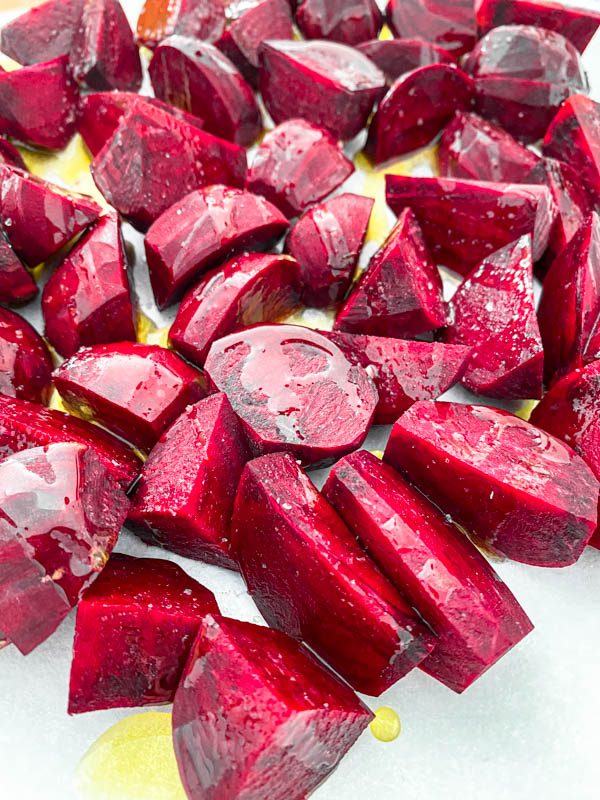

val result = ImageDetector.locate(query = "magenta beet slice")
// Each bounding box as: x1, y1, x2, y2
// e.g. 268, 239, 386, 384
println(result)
136, 0, 225, 50
53, 343, 208, 451
357, 38, 456, 86
0, 232, 37, 305
42, 214, 135, 359
232, 453, 435, 694
334, 207, 447, 337
384, 401, 599, 567
296, 0, 382, 45
68, 553, 219, 713
0, 0, 84, 66
258, 40, 385, 141
366, 64, 474, 164
169, 253, 301, 367
247, 119, 354, 218
323, 451, 533, 693
0, 442, 129, 655
386, 0, 476, 56
128, 394, 250, 568
386, 175, 556, 275
0, 138, 27, 171
285, 193, 373, 307
0, 308, 53, 404
173, 614, 373, 800
145, 185, 288, 309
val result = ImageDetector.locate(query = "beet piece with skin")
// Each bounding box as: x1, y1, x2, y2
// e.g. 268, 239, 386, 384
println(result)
231, 453, 436, 695
384, 401, 599, 567
169, 253, 301, 367
0, 139, 27, 171
0, 233, 37, 305
136, 0, 225, 50
0, 0, 84, 66
0, 308, 53, 404
173, 614, 373, 800
296, 0, 382, 46
357, 38, 456, 87
53, 343, 209, 451
205, 324, 378, 467
0, 442, 129, 655
386, 0, 476, 57
68, 554, 219, 713
323, 451, 534, 693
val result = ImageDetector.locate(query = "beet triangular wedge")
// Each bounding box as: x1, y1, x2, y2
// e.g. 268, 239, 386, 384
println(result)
0, 307, 53, 404
0, 231, 37, 304
0, 0, 84, 66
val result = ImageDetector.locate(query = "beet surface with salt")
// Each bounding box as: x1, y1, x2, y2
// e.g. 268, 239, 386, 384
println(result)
0, 0, 84, 66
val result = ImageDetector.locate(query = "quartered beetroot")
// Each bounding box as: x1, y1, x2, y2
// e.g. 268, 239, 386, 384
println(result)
323, 451, 533, 693
173, 614, 373, 800
366, 64, 474, 164
384, 401, 599, 567
231, 453, 436, 695
386, 175, 557, 275
0, 233, 37, 306
204, 324, 377, 467
247, 119, 354, 218
0, 442, 129, 655
53, 343, 208, 451
258, 40, 386, 141
0, 308, 53, 404
285, 193, 373, 307
128, 394, 250, 568
0, 138, 27, 171
68, 553, 219, 713
357, 38, 456, 86
135, 0, 225, 49
149, 37, 261, 146
42, 214, 136, 359
145, 185, 288, 309
386, 0, 476, 57
296, 0, 382, 45
0, 0, 84, 66
334, 208, 447, 337
169, 253, 301, 367
444, 236, 543, 399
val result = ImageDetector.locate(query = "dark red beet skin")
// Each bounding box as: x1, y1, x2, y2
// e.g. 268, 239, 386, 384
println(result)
357, 38, 456, 87
386, 0, 476, 56
128, 394, 250, 568
296, 0, 382, 45
0, 232, 37, 305
136, 0, 225, 49
68, 553, 219, 714
173, 614, 373, 800
205, 324, 378, 467
0, 0, 84, 66
0, 138, 27, 171
323, 451, 533, 693
169, 253, 301, 367
231, 453, 436, 695
384, 401, 599, 567
0, 442, 129, 655
53, 342, 209, 451
0, 308, 53, 404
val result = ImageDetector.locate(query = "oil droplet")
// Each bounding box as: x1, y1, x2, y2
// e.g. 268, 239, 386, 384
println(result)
514, 398, 539, 422
48, 387, 69, 413
136, 310, 171, 348
378, 24, 393, 41
370, 707, 401, 742
369, 449, 384, 460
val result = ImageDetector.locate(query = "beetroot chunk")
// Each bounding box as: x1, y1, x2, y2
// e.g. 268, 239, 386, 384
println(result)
0, 233, 37, 305
323, 451, 533, 693
296, 0, 382, 45
357, 38, 456, 86
386, 0, 476, 57
173, 614, 373, 800
68, 553, 219, 713
128, 394, 250, 568
386, 175, 556, 275
384, 401, 599, 567
334, 208, 447, 337
136, 0, 225, 50
0, 138, 27, 171
169, 253, 301, 367
0, 442, 129, 655
0, 309, 53, 404
247, 119, 354, 218
231, 453, 436, 694
53, 343, 208, 451
285, 193, 373, 307
258, 40, 385, 141
0, 0, 84, 66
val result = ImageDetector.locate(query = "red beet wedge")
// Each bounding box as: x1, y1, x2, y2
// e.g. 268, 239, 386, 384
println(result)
172, 614, 373, 800
136, 0, 225, 50
231, 453, 436, 694
0, 0, 84, 66
0, 442, 129, 655
296, 0, 382, 45
384, 401, 599, 567
205, 324, 377, 467
285, 193, 373, 308
0, 138, 27, 171
53, 343, 208, 451
357, 38, 456, 86
0, 233, 37, 305
323, 451, 533, 693
386, 0, 476, 57
68, 553, 219, 713
0, 308, 53, 404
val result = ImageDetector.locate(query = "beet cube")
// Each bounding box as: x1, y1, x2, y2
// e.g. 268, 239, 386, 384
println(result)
136, 0, 225, 50
0, 0, 84, 66
357, 38, 456, 86
0, 308, 53, 404
0, 232, 37, 305
386, 0, 476, 57
296, 0, 382, 46
0, 138, 27, 171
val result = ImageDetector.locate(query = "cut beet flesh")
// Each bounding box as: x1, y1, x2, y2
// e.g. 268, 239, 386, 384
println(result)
145, 185, 289, 309
366, 64, 474, 164
384, 401, 599, 567
0, 394, 140, 490
128, 394, 250, 568
284, 193, 373, 308
386, 0, 476, 57
296, 0, 382, 45
258, 40, 386, 141
53, 342, 208, 451
231, 453, 436, 694
247, 119, 354, 218
149, 37, 261, 146
0, 55, 79, 150
0, 308, 53, 404
323, 451, 533, 693
169, 253, 301, 367
0, 138, 27, 171
0, 442, 129, 655
68, 553, 219, 713
173, 614, 373, 800
444, 235, 544, 399
0, 0, 84, 66
386, 175, 556, 275
136, 0, 225, 50
334, 207, 447, 337
357, 38, 456, 86
0, 232, 37, 305
205, 324, 378, 467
